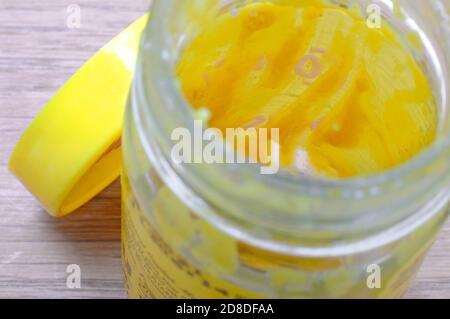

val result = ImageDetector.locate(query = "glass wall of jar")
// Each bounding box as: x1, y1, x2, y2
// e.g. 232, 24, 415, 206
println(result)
121, 0, 450, 298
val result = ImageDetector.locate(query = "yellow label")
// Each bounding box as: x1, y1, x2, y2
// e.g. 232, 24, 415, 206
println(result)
121, 177, 263, 299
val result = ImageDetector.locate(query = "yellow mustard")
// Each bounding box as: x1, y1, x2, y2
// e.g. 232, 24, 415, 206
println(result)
176, 1, 437, 178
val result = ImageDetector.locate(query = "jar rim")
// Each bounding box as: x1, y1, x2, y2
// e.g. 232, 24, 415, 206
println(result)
131, 0, 450, 256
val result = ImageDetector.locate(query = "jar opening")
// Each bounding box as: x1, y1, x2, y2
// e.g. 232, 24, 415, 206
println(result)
131, 0, 450, 255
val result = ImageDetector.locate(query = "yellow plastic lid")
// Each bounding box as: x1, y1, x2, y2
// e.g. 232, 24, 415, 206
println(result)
9, 14, 149, 217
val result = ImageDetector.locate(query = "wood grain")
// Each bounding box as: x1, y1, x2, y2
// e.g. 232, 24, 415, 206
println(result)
0, 0, 149, 299
0, 0, 449, 299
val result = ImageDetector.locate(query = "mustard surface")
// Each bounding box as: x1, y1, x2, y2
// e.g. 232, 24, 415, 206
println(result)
176, 2, 437, 178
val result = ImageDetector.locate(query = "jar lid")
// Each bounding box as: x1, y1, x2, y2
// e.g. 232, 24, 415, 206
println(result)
8, 14, 149, 217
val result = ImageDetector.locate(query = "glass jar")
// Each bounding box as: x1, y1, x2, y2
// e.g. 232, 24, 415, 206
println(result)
121, 0, 450, 298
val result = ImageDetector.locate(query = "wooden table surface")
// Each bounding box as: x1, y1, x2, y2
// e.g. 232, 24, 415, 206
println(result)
0, 0, 449, 299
